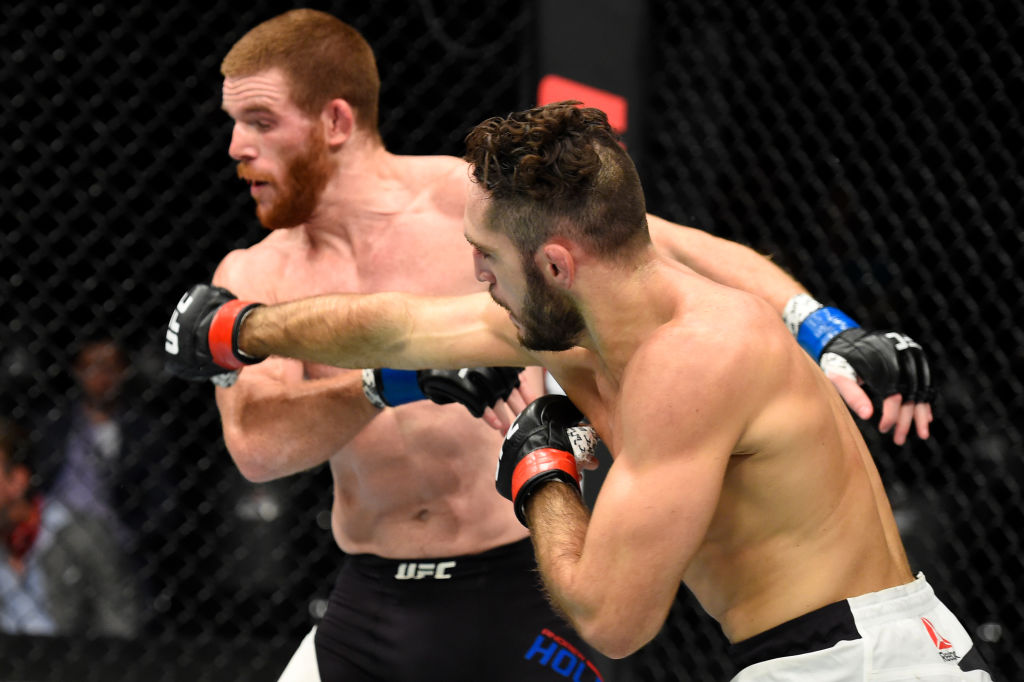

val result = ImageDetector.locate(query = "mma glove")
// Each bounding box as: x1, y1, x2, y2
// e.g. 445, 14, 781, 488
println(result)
164, 283, 265, 386
362, 366, 523, 417
783, 294, 935, 406
496, 395, 599, 527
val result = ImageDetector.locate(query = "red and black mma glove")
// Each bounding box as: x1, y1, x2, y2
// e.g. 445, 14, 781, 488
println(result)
496, 395, 589, 527
362, 366, 524, 417
164, 283, 265, 385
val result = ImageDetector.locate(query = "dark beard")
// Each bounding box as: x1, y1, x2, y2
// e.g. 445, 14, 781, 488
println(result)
517, 262, 585, 352
258, 129, 333, 230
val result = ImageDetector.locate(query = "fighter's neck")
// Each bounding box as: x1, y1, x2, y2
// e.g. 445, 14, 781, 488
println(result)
300, 141, 422, 238
577, 253, 681, 375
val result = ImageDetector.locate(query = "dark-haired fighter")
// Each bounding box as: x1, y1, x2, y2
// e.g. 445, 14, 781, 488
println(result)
167, 102, 986, 680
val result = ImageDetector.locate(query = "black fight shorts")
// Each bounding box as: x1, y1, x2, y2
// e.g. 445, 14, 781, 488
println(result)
313, 538, 610, 681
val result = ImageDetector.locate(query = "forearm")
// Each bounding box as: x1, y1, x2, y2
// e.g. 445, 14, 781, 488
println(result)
526, 483, 638, 658
217, 369, 379, 482
239, 292, 413, 369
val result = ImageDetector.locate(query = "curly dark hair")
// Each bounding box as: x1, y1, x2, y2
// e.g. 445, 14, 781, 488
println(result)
464, 101, 648, 259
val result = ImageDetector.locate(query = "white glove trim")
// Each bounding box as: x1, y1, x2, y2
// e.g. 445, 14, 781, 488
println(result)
782, 293, 824, 336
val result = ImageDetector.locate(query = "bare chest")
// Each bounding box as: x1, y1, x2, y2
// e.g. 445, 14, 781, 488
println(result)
267, 223, 483, 302
551, 362, 621, 450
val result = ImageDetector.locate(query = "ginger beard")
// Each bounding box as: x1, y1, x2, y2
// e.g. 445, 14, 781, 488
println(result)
513, 259, 586, 352
239, 125, 333, 230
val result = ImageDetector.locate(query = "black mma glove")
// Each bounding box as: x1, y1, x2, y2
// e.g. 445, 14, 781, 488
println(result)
164, 283, 265, 385
496, 395, 598, 527
823, 329, 935, 404
783, 293, 935, 406
362, 367, 523, 417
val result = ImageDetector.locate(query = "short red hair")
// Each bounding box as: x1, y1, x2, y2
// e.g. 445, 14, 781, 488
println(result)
221, 9, 380, 134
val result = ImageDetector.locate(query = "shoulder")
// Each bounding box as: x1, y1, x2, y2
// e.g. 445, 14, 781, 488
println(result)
211, 231, 297, 298
650, 285, 780, 371
621, 290, 787, 434
403, 154, 471, 215
647, 214, 719, 262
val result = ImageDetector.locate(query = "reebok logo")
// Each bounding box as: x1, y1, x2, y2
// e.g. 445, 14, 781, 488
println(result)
164, 290, 195, 355
922, 617, 960, 662
394, 561, 456, 580
505, 422, 520, 441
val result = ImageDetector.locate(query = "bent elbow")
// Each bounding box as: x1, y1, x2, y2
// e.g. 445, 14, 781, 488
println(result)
223, 433, 279, 483
577, 617, 659, 661
232, 457, 277, 484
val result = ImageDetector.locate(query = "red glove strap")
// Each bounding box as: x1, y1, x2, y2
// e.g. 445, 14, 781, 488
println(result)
511, 448, 580, 501
209, 299, 255, 370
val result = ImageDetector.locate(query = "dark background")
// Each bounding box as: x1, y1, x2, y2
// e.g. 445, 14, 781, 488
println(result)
1, 1, 1020, 680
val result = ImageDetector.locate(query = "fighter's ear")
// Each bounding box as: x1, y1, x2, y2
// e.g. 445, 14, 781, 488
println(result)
538, 242, 575, 290
323, 98, 354, 146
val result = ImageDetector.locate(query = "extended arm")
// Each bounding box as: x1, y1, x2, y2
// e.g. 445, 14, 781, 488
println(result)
648, 215, 934, 444
236, 290, 530, 370
165, 277, 534, 479
164, 283, 533, 385
648, 214, 806, 311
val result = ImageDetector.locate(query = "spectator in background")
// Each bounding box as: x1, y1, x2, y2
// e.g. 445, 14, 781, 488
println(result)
0, 415, 139, 636
36, 337, 179, 631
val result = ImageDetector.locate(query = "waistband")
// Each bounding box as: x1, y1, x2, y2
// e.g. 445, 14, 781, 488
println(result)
343, 537, 536, 581
729, 597, 858, 670
729, 574, 931, 670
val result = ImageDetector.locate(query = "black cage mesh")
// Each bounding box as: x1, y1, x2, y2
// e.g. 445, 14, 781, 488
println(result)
1, 1, 1020, 680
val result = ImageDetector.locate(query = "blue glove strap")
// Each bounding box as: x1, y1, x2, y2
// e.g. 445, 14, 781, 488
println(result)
377, 368, 426, 406
797, 307, 860, 360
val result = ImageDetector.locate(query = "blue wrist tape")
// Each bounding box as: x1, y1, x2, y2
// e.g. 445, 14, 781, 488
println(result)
797, 307, 860, 360
377, 368, 426, 406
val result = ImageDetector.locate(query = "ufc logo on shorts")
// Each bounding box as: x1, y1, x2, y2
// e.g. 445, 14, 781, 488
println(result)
394, 561, 456, 580
165, 291, 195, 355
885, 332, 921, 351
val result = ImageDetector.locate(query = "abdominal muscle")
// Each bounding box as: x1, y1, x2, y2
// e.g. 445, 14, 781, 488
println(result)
327, 399, 529, 559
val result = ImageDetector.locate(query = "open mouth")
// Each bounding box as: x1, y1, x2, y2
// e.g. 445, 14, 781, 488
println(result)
247, 179, 271, 196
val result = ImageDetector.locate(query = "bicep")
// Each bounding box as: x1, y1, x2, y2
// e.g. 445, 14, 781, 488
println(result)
577, 345, 747, 609
583, 423, 732, 596
368, 291, 537, 370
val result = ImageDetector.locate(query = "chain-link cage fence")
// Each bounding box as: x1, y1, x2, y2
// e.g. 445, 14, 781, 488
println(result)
628, 2, 1022, 680
1, 0, 1020, 680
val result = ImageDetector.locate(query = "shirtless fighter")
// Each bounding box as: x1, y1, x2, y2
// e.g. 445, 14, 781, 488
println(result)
165, 102, 988, 680
181, 9, 935, 680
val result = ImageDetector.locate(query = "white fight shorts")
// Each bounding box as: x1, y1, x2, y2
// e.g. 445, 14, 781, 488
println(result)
730, 573, 993, 681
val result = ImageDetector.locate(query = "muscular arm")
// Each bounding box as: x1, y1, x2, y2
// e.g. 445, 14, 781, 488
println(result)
214, 360, 378, 482
649, 215, 932, 443
525, 331, 745, 658
212, 255, 381, 482
648, 214, 807, 312
239, 290, 533, 373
